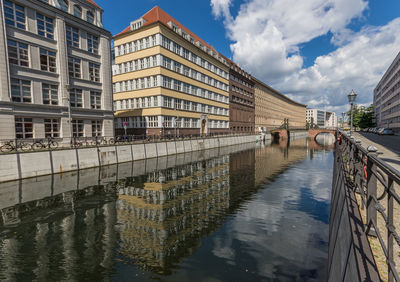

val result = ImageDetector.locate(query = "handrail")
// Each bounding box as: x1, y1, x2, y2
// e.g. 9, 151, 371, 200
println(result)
338, 130, 400, 281
0, 133, 258, 154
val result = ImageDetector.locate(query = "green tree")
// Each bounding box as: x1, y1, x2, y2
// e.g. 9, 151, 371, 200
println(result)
347, 104, 375, 129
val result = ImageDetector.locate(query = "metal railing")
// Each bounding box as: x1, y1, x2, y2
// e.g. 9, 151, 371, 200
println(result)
0, 132, 258, 153
338, 131, 400, 281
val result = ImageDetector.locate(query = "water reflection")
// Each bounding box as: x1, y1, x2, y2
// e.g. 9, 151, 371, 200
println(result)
0, 139, 333, 281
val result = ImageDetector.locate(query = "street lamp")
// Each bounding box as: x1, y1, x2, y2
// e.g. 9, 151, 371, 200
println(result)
347, 90, 357, 135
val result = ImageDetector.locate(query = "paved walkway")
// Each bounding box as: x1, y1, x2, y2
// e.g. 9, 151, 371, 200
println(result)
354, 132, 400, 172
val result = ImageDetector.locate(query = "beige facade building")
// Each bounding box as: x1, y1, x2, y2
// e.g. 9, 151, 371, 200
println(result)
374, 51, 400, 133
0, 0, 114, 141
254, 78, 306, 132
112, 6, 230, 137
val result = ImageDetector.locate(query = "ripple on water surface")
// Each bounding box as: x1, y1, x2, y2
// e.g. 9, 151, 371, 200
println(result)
0, 139, 333, 281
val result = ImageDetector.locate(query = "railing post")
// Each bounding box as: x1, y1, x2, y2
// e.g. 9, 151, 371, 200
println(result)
366, 145, 378, 237
387, 178, 395, 282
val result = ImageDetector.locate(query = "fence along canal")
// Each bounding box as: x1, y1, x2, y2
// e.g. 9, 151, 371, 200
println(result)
330, 131, 400, 281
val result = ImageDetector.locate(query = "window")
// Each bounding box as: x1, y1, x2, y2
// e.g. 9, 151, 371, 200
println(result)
86, 11, 94, 24
66, 25, 79, 47
163, 77, 172, 88
174, 62, 181, 73
91, 120, 102, 137
36, 13, 54, 39
57, 0, 68, 12
42, 83, 58, 105
162, 36, 170, 49
90, 91, 101, 109
173, 42, 180, 54
73, 5, 82, 18
89, 62, 100, 82
70, 88, 82, 107
11, 79, 31, 103
87, 33, 98, 54
68, 57, 81, 78
40, 49, 56, 72
183, 48, 189, 59
173, 80, 181, 91
184, 101, 190, 110
164, 116, 172, 128
164, 97, 172, 108
72, 119, 84, 137
162, 57, 171, 69
153, 96, 158, 107
44, 119, 59, 137
175, 99, 181, 109
184, 118, 190, 128
7, 40, 28, 67
4, 0, 25, 29
148, 116, 158, 128
15, 117, 33, 138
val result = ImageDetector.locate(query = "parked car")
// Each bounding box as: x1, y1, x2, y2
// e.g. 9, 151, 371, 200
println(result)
379, 128, 394, 135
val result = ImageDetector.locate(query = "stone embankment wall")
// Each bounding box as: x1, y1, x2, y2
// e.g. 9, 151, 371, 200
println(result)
0, 135, 256, 183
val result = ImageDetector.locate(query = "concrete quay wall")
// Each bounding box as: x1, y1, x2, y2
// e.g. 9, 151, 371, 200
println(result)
0, 135, 257, 183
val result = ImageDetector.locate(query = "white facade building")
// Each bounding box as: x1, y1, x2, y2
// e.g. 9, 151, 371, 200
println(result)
374, 51, 400, 133
0, 0, 114, 141
306, 109, 338, 128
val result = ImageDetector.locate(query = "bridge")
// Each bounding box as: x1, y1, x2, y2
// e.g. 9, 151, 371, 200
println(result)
270, 128, 336, 140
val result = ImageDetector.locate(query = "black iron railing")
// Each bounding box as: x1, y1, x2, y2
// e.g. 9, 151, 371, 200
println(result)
0, 132, 258, 153
338, 131, 400, 281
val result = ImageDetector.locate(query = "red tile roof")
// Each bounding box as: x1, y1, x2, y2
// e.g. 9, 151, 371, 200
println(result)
114, 6, 217, 54
85, 0, 101, 9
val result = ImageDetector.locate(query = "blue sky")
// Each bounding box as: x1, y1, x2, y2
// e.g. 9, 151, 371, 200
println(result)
96, 0, 400, 115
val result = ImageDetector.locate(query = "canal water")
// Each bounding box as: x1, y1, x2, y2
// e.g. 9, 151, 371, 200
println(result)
0, 137, 334, 281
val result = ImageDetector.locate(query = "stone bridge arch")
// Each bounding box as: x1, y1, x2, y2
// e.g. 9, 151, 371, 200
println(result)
308, 129, 336, 140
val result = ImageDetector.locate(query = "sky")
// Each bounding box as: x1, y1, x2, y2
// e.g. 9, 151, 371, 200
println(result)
96, 0, 400, 116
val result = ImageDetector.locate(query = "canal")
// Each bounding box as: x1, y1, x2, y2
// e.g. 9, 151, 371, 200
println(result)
0, 137, 334, 281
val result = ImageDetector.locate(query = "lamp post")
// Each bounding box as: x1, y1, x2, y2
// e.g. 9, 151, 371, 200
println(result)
347, 90, 357, 136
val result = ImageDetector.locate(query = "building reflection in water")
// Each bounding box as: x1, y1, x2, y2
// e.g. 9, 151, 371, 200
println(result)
116, 155, 230, 274
0, 139, 332, 280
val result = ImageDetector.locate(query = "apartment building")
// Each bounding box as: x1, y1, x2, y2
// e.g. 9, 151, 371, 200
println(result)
228, 62, 255, 133
0, 0, 114, 141
306, 109, 337, 128
254, 78, 306, 132
374, 51, 400, 133
112, 6, 230, 137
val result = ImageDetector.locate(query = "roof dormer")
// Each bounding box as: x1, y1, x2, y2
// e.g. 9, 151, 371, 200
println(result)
130, 18, 145, 31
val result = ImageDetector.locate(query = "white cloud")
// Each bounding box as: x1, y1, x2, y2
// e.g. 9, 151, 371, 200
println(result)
210, 0, 233, 22
212, 0, 400, 115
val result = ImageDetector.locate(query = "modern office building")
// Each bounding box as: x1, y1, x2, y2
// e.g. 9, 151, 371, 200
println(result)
306, 109, 338, 128
254, 78, 306, 132
228, 61, 255, 133
374, 51, 400, 133
112, 6, 230, 137
0, 0, 114, 141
